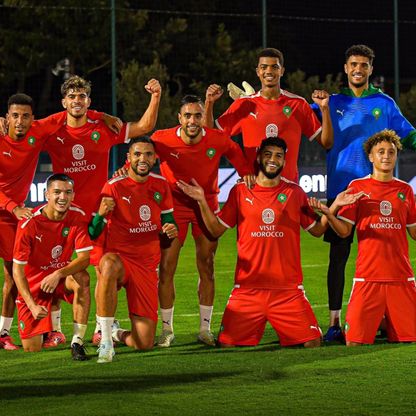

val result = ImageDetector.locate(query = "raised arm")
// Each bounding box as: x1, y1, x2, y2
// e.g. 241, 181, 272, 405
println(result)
312, 90, 333, 150
128, 79, 162, 138
204, 84, 223, 128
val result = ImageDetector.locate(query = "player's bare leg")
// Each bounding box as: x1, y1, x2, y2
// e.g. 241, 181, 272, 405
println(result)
115, 315, 156, 351
21, 334, 43, 352
65, 270, 90, 360
195, 234, 217, 346
303, 337, 321, 348
42, 299, 66, 348
157, 239, 182, 347
0, 261, 19, 350
96, 253, 124, 363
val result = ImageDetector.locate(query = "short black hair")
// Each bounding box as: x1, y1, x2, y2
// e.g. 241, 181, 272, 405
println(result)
180, 95, 203, 110
128, 136, 155, 150
258, 48, 284, 67
258, 137, 288, 154
8, 93, 34, 111
46, 173, 74, 189
345, 44, 375, 65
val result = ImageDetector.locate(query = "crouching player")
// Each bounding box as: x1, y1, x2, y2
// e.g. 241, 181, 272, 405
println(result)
91, 137, 177, 363
12, 174, 92, 360
310, 129, 416, 345
178, 137, 328, 347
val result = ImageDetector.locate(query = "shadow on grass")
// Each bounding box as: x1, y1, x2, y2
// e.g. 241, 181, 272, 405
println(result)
0, 370, 248, 400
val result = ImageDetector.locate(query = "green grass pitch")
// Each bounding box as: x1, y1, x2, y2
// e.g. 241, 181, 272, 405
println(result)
1, 230, 416, 415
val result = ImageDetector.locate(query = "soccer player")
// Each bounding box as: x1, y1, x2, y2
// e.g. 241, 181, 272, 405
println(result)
0, 94, 69, 350
310, 130, 416, 345
148, 95, 253, 347
12, 174, 92, 359
204, 47, 333, 182
311, 45, 416, 341
90, 137, 177, 363
43, 75, 161, 345
177, 137, 330, 348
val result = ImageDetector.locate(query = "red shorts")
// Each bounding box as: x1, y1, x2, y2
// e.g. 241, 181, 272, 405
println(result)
0, 211, 17, 261
118, 254, 158, 322
16, 281, 74, 339
218, 286, 321, 346
174, 196, 219, 245
345, 278, 416, 344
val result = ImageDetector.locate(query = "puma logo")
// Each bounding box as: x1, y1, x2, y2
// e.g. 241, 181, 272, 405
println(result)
2, 150, 11, 157
245, 197, 254, 205
122, 196, 132, 204
35, 235, 43, 242
56, 136, 65, 144
170, 152, 180, 159
336, 109, 345, 116
249, 112, 258, 119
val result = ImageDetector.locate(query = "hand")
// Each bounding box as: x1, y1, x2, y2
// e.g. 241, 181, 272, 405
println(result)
308, 197, 330, 215
40, 271, 62, 294
13, 206, 33, 220
176, 178, 205, 202
103, 113, 123, 134
206, 84, 223, 103
162, 223, 178, 240
312, 89, 329, 108
29, 304, 48, 320
333, 188, 366, 208
227, 81, 255, 100
98, 197, 115, 217
112, 166, 128, 177
145, 79, 162, 97
0, 117, 7, 135
242, 174, 256, 189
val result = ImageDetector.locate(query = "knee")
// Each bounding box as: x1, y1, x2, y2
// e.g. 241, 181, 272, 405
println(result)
99, 253, 123, 280
135, 339, 154, 351
73, 270, 90, 289
304, 337, 321, 348
196, 254, 215, 277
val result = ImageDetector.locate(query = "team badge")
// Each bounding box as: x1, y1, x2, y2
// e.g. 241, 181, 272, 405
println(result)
262, 208, 275, 224
206, 148, 216, 159
28, 136, 36, 145
277, 193, 287, 203
91, 131, 101, 142
398, 192, 406, 201
372, 108, 381, 120
19, 321, 25, 330
62, 227, 70, 237
72, 144, 85, 160
265, 123, 278, 138
283, 106, 292, 117
154, 192, 162, 203
380, 200, 392, 216
139, 205, 151, 221
51, 245, 63, 260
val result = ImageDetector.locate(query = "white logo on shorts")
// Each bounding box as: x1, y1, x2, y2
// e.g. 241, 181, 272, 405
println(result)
72, 144, 85, 160
262, 208, 275, 224
139, 205, 151, 221
265, 124, 278, 138
51, 245, 63, 260
380, 200, 392, 216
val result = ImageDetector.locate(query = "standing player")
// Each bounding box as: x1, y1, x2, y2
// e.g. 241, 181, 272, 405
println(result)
149, 95, 253, 347
178, 137, 333, 348
12, 174, 92, 359
311, 45, 416, 341
90, 137, 177, 363
204, 47, 333, 182
310, 130, 416, 345
43, 75, 161, 345
0, 94, 69, 350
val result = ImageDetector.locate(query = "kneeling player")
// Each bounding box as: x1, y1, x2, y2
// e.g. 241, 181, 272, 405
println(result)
12, 174, 92, 359
178, 137, 329, 347
91, 137, 177, 363
311, 129, 416, 345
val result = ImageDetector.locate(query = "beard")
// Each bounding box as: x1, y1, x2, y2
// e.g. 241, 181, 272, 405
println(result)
259, 161, 283, 179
